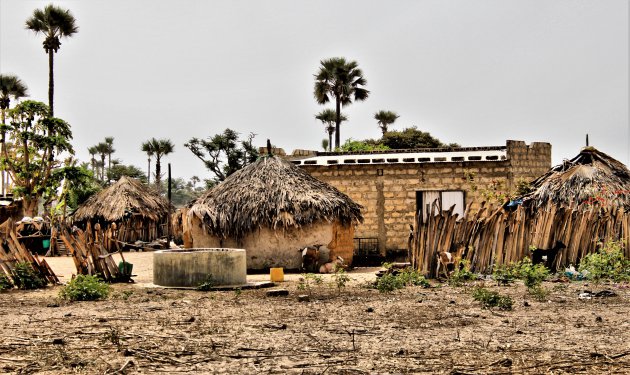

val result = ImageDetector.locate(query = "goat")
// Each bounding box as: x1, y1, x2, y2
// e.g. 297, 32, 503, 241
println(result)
436, 251, 460, 279
531, 241, 566, 272
319, 256, 345, 274
299, 245, 320, 273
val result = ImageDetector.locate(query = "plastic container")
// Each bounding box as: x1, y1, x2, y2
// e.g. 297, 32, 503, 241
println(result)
270, 267, 284, 282
119, 261, 133, 276
42, 239, 51, 249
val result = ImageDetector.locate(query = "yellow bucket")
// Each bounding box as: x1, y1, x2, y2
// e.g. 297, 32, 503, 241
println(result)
270, 267, 284, 282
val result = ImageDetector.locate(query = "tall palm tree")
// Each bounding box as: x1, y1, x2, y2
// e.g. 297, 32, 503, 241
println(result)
314, 57, 369, 149
0, 74, 28, 195
95, 142, 109, 182
104, 136, 115, 181
25, 4, 78, 117
374, 110, 400, 135
142, 138, 174, 188
141, 141, 154, 184
87, 145, 98, 175
315, 108, 347, 152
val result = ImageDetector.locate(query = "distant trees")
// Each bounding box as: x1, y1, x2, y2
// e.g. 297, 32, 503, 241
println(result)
314, 57, 369, 149
185, 128, 258, 183
315, 108, 347, 152
380, 127, 460, 149
25, 4, 78, 117
374, 110, 399, 135
140, 138, 174, 188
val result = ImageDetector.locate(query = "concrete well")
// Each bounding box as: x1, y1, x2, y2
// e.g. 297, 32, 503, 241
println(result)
153, 248, 247, 287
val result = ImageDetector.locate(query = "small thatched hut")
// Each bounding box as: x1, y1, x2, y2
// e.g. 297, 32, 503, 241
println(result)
187, 155, 363, 269
72, 176, 171, 243
521, 147, 630, 210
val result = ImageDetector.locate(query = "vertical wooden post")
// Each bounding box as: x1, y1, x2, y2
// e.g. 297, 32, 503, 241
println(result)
167, 163, 172, 247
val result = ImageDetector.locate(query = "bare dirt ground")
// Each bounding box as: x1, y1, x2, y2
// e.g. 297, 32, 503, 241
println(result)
1, 254, 629, 374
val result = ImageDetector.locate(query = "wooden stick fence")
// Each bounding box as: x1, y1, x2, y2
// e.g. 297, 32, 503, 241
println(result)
412, 202, 630, 278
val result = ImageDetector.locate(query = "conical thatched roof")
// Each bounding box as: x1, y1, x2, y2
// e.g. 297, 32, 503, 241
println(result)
73, 176, 171, 222
188, 156, 363, 239
521, 147, 630, 209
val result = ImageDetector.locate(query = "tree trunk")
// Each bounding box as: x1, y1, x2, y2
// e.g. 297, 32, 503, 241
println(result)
1, 109, 5, 196
101, 155, 106, 182
48, 50, 54, 117
328, 130, 333, 152
147, 157, 151, 184
155, 156, 161, 189
23, 196, 38, 217
335, 97, 341, 149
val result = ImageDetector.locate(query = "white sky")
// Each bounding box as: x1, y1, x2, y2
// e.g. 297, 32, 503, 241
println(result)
1, 0, 628, 181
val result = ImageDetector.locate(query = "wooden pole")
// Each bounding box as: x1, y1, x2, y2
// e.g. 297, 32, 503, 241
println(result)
167, 163, 172, 247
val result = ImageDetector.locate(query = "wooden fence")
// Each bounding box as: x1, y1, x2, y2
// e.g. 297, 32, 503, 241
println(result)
412, 202, 630, 277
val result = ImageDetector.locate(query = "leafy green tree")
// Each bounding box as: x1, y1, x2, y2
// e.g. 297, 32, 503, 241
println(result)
321, 139, 329, 152
374, 110, 399, 135
314, 57, 369, 149
315, 108, 347, 152
140, 138, 174, 188
1, 100, 73, 215
0, 74, 29, 195
25, 4, 78, 117
185, 129, 258, 182
161, 177, 203, 207
380, 126, 460, 149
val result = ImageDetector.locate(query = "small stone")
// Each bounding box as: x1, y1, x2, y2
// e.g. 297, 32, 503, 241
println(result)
52, 338, 64, 345
63, 313, 72, 317
297, 295, 310, 302
366, 307, 374, 313
523, 301, 530, 307
186, 316, 196, 323
595, 316, 603, 323
449, 300, 456, 304
266, 289, 289, 297
97, 318, 108, 323
516, 330, 524, 334
47, 302, 59, 308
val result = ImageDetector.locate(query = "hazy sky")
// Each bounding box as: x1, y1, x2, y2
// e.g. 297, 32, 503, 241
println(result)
1, 0, 628, 181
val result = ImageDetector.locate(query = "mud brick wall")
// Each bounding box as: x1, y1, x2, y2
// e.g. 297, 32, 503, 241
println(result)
300, 140, 551, 253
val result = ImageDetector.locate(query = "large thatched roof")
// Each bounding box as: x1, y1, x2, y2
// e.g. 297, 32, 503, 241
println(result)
188, 156, 363, 239
73, 176, 171, 222
521, 147, 630, 209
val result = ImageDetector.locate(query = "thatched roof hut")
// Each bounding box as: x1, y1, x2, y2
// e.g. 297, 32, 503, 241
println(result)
72, 176, 171, 244
187, 155, 363, 269
521, 147, 630, 210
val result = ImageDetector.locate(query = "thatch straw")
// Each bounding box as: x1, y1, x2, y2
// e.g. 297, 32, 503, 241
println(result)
72, 176, 171, 222
188, 156, 363, 239
521, 147, 630, 210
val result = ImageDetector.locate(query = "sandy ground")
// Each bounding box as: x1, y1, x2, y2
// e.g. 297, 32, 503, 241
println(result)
0, 254, 628, 374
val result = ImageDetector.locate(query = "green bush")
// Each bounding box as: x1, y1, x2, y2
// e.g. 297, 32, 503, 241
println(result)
449, 260, 476, 286
0, 274, 13, 290
578, 240, 630, 282
59, 274, 110, 301
514, 258, 549, 288
12, 262, 47, 290
528, 285, 550, 302
472, 287, 513, 310
492, 262, 519, 286
376, 267, 430, 293
331, 269, 351, 294
297, 273, 323, 296
197, 275, 216, 291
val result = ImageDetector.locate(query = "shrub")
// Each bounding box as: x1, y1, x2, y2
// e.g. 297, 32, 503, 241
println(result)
376, 267, 430, 293
578, 240, 630, 282
12, 262, 46, 290
492, 262, 519, 286
0, 274, 12, 290
515, 258, 549, 288
197, 275, 216, 291
60, 275, 110, 301
472, 287, 513, 310
449, 260, 476, 286
331, 269, 351, 294
297, 273, 323, 296
528, 285, 550, 302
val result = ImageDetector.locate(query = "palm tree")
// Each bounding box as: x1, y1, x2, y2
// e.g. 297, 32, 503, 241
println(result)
0, 74, 28, 195
315, 108, 347, 152
95, 142, 109, 182
141, 141, 154, 184
374, 110, 400, 135
25, 4, 78, 117
87, 146, 98, 175
142, 138, 174, 187
314, 57, 369, 149
104, 137, 115, 182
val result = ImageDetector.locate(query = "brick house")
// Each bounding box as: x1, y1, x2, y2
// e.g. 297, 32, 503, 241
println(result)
290, 140, 551, 256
